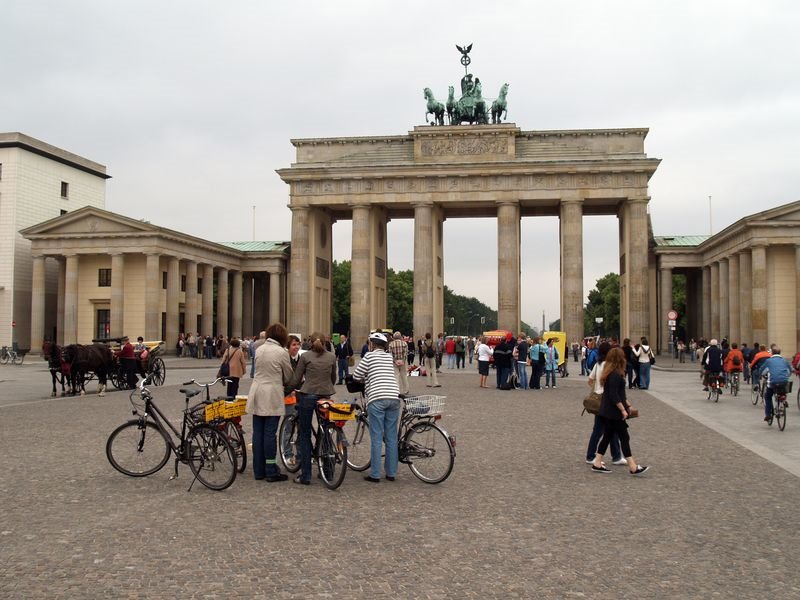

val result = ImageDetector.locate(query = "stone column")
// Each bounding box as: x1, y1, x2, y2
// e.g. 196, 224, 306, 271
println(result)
351, 204, 372, 346
719, 259, 729, 340
145, 253, 161, 341
201, 264, 214, 336
659, 266, 673, 354
288, 207, 310, 336
56, 258, 66, 345
739, 251, 752, 344
796, 246, 800, 352
242, 274, 253, 337
184, 260, 198, 336
231, 270, 243, 338
63, 254, 79, 344
110, 253, 125, 338
269, 271, 281, 326
701, 266, 711, 338
498, 201, 522, 333
751, 245, 768, 344
217, 268, 229, 337
165, 257, 180, 344
710, 262, 720, 339
413, 202, 434, 338
30, 255, 46, 352
627, 198, 649, 339
728, 253, 740, 344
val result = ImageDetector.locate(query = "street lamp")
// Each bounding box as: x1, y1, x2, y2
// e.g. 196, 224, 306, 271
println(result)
595, 317, 604, 338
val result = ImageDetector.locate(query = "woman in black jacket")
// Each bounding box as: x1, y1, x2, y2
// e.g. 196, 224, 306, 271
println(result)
590, 347, 649, 475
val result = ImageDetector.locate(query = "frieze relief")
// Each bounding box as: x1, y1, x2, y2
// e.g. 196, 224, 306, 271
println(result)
420, 136, 509, 157
293, 172, 643, 196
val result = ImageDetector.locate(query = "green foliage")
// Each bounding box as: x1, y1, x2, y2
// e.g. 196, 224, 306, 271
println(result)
443, 286, 497, 336
583, 273, 620, 338
387, 268, 414, 334
331, 260, 351, 335
672, 274, 687, 338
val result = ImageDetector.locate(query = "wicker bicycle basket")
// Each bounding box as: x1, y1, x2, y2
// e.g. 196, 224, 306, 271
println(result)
404, 395, 446, 416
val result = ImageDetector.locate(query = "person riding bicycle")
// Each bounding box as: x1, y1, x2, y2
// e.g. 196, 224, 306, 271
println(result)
749, 344, 772, 389
702, 339, 723, 392
723, 342, 744, 378
351, 331, 401, 483
762, 348, 792, 423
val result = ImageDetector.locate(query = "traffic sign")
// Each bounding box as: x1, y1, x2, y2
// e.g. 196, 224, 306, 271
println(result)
668, 319, 676, 326
11, 321, 15, 328
667, 310, 678, 321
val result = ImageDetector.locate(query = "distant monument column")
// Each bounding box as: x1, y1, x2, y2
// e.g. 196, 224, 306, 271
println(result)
659, 266, 672, 354
710, 261, 720, 338
217, 268, 229, 337
350, 204, 388, 345
751, 245, 768, 343
110, 253, 125, 338
166, 257, 180, 344
701, 266, 711, 337
63, 254, 80, 344
144, 253, 161, 341
231, 270, 243, 339
288, 206, 331, 336
627, 198, 649, 339
201, 264, 214, 337
719, 258, 729, 339
288, 207, 310, 336
497, 201, 521, 333
796, 245, 800, 351
185, 260, 198, 336
738, 251, 752, 344
413, 201, 443, 338
30, 255, 46, 351
560, 197, 584, 342
728, 254, 740, 344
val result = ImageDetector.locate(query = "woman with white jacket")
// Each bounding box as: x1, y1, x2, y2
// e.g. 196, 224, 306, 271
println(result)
632, 337, 654, 390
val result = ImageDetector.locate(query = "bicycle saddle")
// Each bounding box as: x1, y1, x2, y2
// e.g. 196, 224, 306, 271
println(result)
179, 388, 201, 398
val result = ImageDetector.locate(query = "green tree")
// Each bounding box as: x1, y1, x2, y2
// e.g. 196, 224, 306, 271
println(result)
331, 260, 351, 335
387, 268, 413, 334
583, 273, 620, 338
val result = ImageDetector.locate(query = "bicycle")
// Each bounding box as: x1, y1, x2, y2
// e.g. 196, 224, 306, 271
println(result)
106, 375, 238, 491
182, 377, 248, 474
751, 372, 766, 406
0, 345, 23, 365
729, 371, 740, 397
707, 373, 723, 403
278, 398, 352, 490
766, 381, 792, 431
344, 392, 456, 484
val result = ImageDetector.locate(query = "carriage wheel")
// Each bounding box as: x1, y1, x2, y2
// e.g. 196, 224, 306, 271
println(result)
109, 364, 125, 389
151, 357, 166, 386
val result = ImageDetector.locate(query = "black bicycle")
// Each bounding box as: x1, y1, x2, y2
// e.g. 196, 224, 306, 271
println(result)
182, 377, 248, 474
278, 398, 352, 490
344, 392, 456, 484
729, 371, 739, 397
106, 375, 238, 491
766, 382, 791, 431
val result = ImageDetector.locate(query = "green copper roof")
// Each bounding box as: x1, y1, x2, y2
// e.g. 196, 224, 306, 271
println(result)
653, 235, 710, 247
221, 241, 290, 253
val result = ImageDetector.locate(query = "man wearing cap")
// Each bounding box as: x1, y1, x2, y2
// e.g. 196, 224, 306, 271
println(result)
388, 331, 409, 396
352, 332, 401, 483
118, 336, 137, 389
702, 339, 723, 392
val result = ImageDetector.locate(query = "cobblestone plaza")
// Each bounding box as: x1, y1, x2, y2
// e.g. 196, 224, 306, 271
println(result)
2, 360, 799, 598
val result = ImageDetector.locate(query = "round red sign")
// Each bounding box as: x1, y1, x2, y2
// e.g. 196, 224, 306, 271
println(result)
667, 310, 678, 321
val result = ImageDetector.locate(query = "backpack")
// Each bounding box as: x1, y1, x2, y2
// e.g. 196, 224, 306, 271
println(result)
586, 348, 598, 371
732, 355, 741, 367
425, 342, 435, 358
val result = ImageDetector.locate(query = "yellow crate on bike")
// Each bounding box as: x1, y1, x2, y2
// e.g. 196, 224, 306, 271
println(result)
326, 402, 356, 421
204, 399, 226, 422
224, 398, 248, 419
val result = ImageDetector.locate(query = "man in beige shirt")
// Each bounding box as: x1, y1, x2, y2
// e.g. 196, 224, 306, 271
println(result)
388, 331, 409, 395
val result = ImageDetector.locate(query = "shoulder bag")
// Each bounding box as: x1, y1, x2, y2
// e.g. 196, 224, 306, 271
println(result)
582, 391, 602, 415
218, 349, 232, 378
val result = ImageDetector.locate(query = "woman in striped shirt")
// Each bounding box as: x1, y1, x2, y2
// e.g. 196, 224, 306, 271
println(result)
352, 332, 401, 483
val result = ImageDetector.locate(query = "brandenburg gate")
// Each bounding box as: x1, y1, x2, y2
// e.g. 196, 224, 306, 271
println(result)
277, 123, 660, 346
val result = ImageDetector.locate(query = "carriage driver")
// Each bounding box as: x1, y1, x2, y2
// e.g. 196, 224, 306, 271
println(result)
117, 336, 138, 390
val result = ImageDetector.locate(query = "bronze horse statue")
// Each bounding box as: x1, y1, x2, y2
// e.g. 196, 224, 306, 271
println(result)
423, 87, 445, 126
62, 343, 113, 396
491, 83, 509, 124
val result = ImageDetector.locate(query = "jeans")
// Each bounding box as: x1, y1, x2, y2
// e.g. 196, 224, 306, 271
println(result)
497, 365, 510, 388
367, 398, 401, 479
456, 353, 465, 368
626, 363, 635, 388
252, 414, 281, 479
587, 415, 622, 461
447, 353, 456, 369
545, 368, 557, 387
638, 362, 651, 390
337, 358, 349, 383
226, 377, 240, 398
580, 359, 588, 376
531, 362, 543, 389
764, 383, 787, 418
516, 361, 529, 389
296, 392, 319, 482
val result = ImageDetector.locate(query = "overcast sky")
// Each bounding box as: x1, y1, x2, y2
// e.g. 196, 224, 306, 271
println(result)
3, 1, 799, 328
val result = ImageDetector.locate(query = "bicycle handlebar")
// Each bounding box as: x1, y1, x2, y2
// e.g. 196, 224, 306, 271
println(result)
182, 377, 231, 387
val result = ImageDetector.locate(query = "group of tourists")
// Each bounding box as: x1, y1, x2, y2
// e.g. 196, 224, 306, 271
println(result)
176, 333, 233, 359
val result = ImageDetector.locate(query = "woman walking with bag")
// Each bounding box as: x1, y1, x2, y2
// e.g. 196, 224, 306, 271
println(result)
590, 347, 649, 476
584, 342, 625, 467
219, 337, 247, 398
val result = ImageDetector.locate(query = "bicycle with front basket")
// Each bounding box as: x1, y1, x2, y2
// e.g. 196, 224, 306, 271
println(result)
343, 385, 456, 484
106, 375, 238, 491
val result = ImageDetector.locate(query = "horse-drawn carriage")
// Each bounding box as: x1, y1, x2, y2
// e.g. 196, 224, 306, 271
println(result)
95, 338, 167, 389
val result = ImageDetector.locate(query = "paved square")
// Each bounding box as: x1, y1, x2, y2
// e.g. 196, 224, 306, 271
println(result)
1, 359, 799, 598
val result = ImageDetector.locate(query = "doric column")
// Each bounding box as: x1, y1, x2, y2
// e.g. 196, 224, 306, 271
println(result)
498, 201, 522, 334
796, 246, 800, 352
56, 258, 66, 345
728, 253, 740, 344
242, 274, 253, 337
30, 255, 46, 352
165, 256, 180, 343
751, 245, 768, 344
201, 264, 214, 336
288, 207, 310, 336
627, 198, 649, 339
145, 253, 161, 341
659, 266, 673, 354
413, 202, 434, 338
719, 258, 729, 340
351, 204, 372, 345
63, 254, 79, 345
269, 271, 281, 326
217, 268, 229, 337
739, 251, 752, 344
701, 266, 711, 338
231, 270, 243, 338
184, 260, 198, 336
110, 253, 125, 338
710, 261, 720, 339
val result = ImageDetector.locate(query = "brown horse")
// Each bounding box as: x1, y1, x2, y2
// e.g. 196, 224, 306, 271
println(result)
62, 343, 113, 396
42, 341, 74, 397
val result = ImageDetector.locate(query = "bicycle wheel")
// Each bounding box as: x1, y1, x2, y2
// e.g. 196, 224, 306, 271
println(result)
220, 420, 247, 473
796, 385, 800, 411
151, 357, 166, 386
343, 412, 371, 472
731, 376, 738, 397
278, 415, 300, 473
713, 385, 720, 403
187, 425, 237, 491
317, 425, 347, 490
106, 419, 171, 477
12, 353, 23, 365
404, 422, 455, 484
751, 384, 760, 405
777, 401, 787, 431
0, 352, 8, 365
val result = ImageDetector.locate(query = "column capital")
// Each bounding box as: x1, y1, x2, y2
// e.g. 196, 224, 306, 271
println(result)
627, 196, 650, 204
559, 194, 583, 204
349, 203, 371, 210
289, 205, 309, 213
496, 200, 520, 208
410, 200, 434, 209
